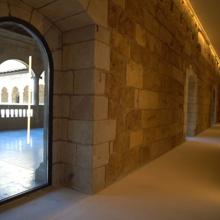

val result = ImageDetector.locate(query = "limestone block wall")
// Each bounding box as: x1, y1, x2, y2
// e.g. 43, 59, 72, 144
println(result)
106, 0, 220, 186
0, 0, 115, 193
0, 0, 220, 195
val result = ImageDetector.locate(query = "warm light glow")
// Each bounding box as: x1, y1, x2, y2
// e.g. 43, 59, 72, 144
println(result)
183, 0, 220, 69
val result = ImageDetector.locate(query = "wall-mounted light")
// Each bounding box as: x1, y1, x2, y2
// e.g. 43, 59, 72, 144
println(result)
182, 0, 220, 69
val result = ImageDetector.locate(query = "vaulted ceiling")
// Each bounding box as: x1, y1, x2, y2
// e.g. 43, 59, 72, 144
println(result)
190, 0, 220, 57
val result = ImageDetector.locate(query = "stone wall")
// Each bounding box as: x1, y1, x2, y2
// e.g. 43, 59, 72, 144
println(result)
105, 0, 220, 186
0, 0, 113, 193
0, 0, 219, 195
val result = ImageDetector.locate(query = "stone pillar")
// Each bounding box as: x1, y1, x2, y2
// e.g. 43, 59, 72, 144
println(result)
8, 89, 12, 104
35, 72, 47, 184
33, 75, 40, 106
19, 89, 24, 104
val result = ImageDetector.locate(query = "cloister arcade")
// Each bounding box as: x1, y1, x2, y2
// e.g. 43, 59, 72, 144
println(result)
0, 62, 45, 106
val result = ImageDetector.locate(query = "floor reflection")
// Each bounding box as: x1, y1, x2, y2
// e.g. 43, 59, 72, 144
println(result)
0, 128, 44, 201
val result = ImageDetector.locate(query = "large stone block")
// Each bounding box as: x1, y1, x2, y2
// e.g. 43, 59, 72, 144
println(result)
53, 71, 74, 94
57, 12, 93, 32
109, 50, 127, 84
126, 60, 143, 88
63, 41, 94, 70
76, 144, 92, 168
138, 90, 160, 109
122, 147, 141, 174
0, 2, 9, 16
95, 41, 110, 70
92, 166, 106, 192
53, 119, 68, 141
94, 96, 108, 120
73, 166, 92, 193
141, 110, 159, 128
52, 50, 62, 71
126, 110, 142, 130
62, 142, 77, 165
93, 142, 110, 168
68, 120, 93, 144
130, 130, 143, 148
88, 0, 108, 27
44, 26, 62, 51
96, 25, 111, 44
71, 96, 93, 120
143, 127, 156, 145
111, 30, 130, 57
76, 142, 109, 169
64, 23, 110, 45
135, 24, 146, 47
9, 0, 32, 22
112, 0, 125, 9
31, 11, 52, 35
39, 0, 85, 22
71, 96, 108, 120
23, 0, 54, 8
53, 95, 70, 118
93, 120, 116, 144
78, 0, 90, 8
105, 153, 123, 184
113, 131, 130, 154
63, 25, 95, 45
53, 141, 65, 163
52, 163, 64, 186
74, 68, 106, 95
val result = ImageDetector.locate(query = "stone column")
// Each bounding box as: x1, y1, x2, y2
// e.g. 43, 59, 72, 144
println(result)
19, 89, 24, 104
35, 71, 47, 184
8, 89, 12, 104
33, 75, 40, 106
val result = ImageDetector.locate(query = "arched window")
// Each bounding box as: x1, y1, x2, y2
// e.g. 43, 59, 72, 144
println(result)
23, 85, 29, 104
0, 60, 27, 72
0, 19, 52, 203
12, 87, 19, 103
1, 87, 8, 103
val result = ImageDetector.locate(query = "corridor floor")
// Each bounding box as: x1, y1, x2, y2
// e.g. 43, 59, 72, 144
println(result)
0, 129, 44, 201
1, 125, 220, 219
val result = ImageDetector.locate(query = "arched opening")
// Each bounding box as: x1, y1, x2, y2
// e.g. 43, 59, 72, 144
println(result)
0, 59, 35, 105
0, 59, 27, 72
210, 88, 217, 126
12, 87, 19, 103
1, 87, 8, 103
23, 85, 32, 104
0, 19, 52, 203
184, 69, 198, 137
0, 0, 104, 194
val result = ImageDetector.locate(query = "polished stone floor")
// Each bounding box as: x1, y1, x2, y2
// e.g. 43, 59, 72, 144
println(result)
1, 125, 220, 219
0, 129, 44, 201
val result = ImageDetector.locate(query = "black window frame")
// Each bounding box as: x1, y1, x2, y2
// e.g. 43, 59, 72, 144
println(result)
0, 16, 53, 205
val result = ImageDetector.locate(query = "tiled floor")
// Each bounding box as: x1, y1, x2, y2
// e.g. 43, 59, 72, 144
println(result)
0, 129, 44, 201
1, 125, 220, 219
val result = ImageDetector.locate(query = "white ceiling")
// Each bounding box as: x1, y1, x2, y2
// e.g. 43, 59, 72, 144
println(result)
190, 0, 220, 57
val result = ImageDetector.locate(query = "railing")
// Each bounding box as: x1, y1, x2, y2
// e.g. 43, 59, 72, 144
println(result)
0, 108, 33, 118
0, 105, 43, 130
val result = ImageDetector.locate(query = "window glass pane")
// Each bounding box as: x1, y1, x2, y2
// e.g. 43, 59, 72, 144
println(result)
0, 21, 50, 202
